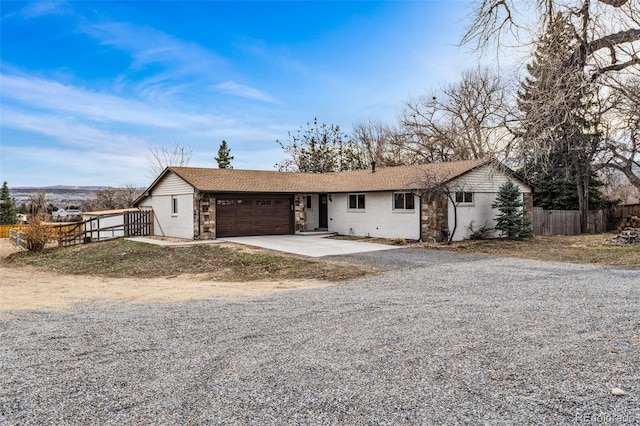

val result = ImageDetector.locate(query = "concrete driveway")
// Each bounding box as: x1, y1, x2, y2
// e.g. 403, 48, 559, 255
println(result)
218, 234, 401, 257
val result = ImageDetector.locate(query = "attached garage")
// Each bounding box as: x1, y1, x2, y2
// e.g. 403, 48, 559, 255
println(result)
215, 195, 293, 237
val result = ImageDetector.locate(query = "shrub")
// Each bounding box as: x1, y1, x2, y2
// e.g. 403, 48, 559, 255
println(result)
468, 221, 493, 240
21, 213, 51, 252
392, 237, 407, 245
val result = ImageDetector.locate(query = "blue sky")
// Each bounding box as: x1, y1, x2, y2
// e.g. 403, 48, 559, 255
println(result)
1, 0, 479, 187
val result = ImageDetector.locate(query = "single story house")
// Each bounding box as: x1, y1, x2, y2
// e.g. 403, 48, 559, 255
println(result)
134, 159, 533, 242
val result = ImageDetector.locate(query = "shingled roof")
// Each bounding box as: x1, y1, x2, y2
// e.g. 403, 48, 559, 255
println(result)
163, 159, 488, 194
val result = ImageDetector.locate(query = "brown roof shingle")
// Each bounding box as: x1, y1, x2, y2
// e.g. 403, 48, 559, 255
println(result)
167, 159, 487, 194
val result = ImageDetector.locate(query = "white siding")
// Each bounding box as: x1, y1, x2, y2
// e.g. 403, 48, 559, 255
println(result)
447, 166, 531, 241
152, 173, 194, 196
452, 165, 531, 193
447, 193, 502, 241
328, 192, 420, 240
83, 215, 125, 240
140, 172, 195, 239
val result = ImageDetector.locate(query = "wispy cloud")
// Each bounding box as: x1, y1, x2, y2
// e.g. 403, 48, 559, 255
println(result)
0, 74, 235, 131
1, 144, 148, 186
83, 22, 226, 72
214, 81, 279, 103
1, 109, 150, 154
20, 0, 71, 19
80, 21, 231, 100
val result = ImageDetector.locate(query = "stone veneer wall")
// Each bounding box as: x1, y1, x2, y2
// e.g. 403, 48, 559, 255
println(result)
196, 192, 216, 240
294, 194, 307, 232
421, 193, 449, 242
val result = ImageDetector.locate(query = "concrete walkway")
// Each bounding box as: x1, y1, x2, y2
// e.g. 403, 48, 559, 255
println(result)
218, 234, 401, 257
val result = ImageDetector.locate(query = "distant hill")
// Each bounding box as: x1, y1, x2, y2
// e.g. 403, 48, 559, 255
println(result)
10, 186, 107, 207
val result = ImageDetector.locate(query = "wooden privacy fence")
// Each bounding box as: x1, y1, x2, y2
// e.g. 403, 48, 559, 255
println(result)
2, 223, 83, 239
610, 204, 640, 224
7, 210, 154, 248
0, 224, 27, 238
533, 207, 608, 236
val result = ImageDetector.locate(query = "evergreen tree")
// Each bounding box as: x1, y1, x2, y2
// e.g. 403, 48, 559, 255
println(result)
492, 181, 531, 240
516, 12, 605, 229
534, 171, 619, 210
215, 140, 234, 169
0, 181, 18, 225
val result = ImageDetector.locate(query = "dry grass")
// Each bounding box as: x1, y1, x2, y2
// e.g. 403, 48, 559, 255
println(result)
3, 238, 369, 281
419, 234, 640, 268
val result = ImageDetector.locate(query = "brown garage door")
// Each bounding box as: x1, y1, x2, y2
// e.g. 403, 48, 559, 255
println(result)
216, 195, 293, 237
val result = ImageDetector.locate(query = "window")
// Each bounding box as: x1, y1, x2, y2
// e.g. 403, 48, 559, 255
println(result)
171, 196, 178, 215
306, 195, 312, 209
348, 194, 365, 210
394, 192, 415, 210
455, 192, 473, 204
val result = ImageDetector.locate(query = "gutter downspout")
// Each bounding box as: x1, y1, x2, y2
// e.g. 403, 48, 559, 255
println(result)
195, 191, 201, 240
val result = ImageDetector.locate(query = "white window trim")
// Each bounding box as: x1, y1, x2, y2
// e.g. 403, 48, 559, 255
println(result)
171, 195, 179, 216
454, 191, 474, 206
393, 192, 416, 212
348, 193, 366, 211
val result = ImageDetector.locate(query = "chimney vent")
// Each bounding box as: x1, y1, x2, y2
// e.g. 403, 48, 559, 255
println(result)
371, 161, 377, 173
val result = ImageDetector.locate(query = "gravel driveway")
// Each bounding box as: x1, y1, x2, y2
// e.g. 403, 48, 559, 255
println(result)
1, 249, 638, 425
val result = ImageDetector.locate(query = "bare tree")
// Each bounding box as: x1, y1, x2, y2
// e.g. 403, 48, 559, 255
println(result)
117, 184, 143, 208
462, 0, 640, 81
399, 67, 511, 164
600, 168, 640, 203
276, 118, 365, 173
598, 76, 640, 189
147, 143, 192, 179
83, 185, 143, 211
462, 0, 640, 230
29, 191, 47, 215
350, 121, 409, 167
414, 171, 469, 244
515, 11, 613, 231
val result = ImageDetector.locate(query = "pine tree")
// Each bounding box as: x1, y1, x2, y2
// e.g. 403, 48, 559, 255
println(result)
0, 181, 18, 225
492, 181, 531, 240
215, 140, 234, 169
516, 12, 605, 230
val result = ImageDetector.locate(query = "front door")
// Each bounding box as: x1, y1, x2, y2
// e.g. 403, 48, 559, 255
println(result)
319, 193, 328, 229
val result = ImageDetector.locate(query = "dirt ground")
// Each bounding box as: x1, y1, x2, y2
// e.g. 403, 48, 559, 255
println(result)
0, 239, 332, 315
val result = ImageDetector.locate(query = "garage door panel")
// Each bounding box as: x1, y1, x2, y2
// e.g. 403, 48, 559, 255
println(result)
216, 195, 293, 237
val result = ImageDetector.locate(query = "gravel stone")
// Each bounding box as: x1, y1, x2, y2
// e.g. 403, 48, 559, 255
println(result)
1, 248, 639, 424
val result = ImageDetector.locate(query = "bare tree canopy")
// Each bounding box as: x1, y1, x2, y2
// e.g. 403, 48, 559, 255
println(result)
399, 66, 510, 164
462, 0, 640, 80
463, 0, 639, 195
350, 121, 408, 167
82, 185, 143, 211
276, 118, 365, 173
599, 77, 640, 188
147, 143, 192, 179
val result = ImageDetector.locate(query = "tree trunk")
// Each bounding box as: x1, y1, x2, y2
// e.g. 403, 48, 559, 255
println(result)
447, 193, 457, 245
576, 171, 590, 233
